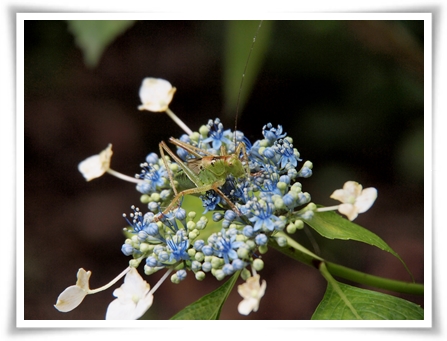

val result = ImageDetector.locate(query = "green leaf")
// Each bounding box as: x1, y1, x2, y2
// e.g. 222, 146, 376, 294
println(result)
312, 280, 424, 320
170, 271, 240, 320
67, 20, 135, 67
223, 20, 272, 119
302, 210, 413, 280
269, 231, 323, 267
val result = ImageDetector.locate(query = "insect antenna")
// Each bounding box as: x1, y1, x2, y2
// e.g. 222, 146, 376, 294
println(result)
233, 20, 263, 147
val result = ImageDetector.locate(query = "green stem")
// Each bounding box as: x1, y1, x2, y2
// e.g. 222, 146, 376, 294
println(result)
325, 261, 424, 295
271, 234, 424, 295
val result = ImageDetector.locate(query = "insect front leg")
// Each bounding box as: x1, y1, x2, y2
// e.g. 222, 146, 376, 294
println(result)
159, 141, 180, 197
235, 142, 251, 179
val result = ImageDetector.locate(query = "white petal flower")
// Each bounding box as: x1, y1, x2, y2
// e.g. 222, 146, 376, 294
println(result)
330, 181, 378, 221
138, 77, 176, 112
105, 268, 154, 320
78, 144, 113, 181
54, 268, 92, 312
237, 274, 267, 315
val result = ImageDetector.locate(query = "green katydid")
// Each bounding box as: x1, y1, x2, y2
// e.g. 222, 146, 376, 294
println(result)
153, 21, 264, 221
154, 136, 250, 220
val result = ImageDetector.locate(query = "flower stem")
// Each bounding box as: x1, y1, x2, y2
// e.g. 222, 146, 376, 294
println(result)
88, 267, 131, 294
107, 169, 144, 184
271, 234, 423, 295
165, 108, 193, 135
148, 268, 173, 295
316, 205, 339, 212
325, 261, 424, 295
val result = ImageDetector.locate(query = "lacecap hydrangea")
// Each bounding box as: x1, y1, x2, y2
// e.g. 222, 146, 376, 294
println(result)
124, 117, 314, 283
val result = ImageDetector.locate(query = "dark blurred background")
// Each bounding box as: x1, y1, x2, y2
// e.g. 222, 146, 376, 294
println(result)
24, 20, 424, 320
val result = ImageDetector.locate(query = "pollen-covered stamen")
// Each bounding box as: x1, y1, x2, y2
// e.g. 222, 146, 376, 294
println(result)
123, 206, 151, 233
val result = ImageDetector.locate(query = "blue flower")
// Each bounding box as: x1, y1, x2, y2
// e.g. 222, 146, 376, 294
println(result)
167, 236, 190, 262
273, 139, 301, 169
123, 206, 151, 233
248, 201, 280, 232
145, 152, 159, 165
202, 118, 233, 150
262, 123, 287, 144
214, 231, 244, 263
201, 191, 222, 214
137, 163, 168, 193
121, 243, 134, 256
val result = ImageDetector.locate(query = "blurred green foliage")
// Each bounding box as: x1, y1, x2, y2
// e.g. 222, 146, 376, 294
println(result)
67, 20, 136, 67
223, 20, 272, 119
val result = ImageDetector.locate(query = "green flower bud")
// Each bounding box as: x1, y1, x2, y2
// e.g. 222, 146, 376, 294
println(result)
195, 252, 205, 262
171, 273, 180, 284
258, 245, 268, 254
190, 131, 201, 143
140, 194, 150, 204
187, 221, 196, 230
241, 268, 251, 281
286, 223, 296, 234
274, 198, 285, 210
295, 219, 304, 230
291, 182, 302, 193
188, 248, 196, 257
139, 243, 151, 253
195, 271, 206, 281
245, 240, 256, 250
277, 181, 288, 192
236, 234, 247, 242
150, 192, 161, 202
214, 269, 225, 281
259, 139, 269, 147
237, 247, 250, 260
211, 257, 224, 269
169, 162, 179, 172
129, 259, 141, 268
253, 258, 264, 271
306, 202, 317, 211
144, 265, 156, 275
276, 236, 287, 247
199, 125, 209, 138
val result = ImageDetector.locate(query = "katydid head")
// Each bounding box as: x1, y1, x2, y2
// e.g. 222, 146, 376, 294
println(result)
224, 153, 246, 179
